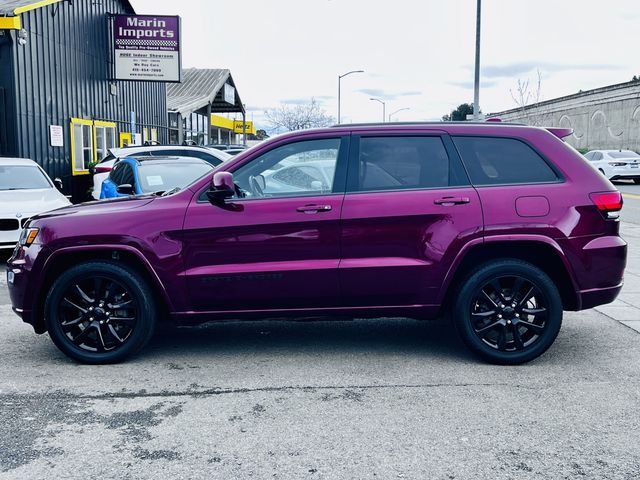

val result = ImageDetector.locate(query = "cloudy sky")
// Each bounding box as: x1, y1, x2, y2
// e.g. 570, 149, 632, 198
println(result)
131, 0, 639, 130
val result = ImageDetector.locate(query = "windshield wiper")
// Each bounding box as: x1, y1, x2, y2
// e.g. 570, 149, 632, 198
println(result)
158, 186, 181, 197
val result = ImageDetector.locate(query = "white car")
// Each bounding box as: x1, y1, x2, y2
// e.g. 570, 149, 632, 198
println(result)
585, 149, 640, 183
0, 158, 71, 249
91, 145, 231, 199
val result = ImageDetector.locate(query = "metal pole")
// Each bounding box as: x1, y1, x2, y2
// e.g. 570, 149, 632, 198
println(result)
370, 98, 386, 123
388, 107, 410, 122
337, 70, 364, 124
473, 0, 482, 120
338, 76, 341, 124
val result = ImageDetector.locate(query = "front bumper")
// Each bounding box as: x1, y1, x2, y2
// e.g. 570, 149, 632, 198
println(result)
6, 244, 47, 333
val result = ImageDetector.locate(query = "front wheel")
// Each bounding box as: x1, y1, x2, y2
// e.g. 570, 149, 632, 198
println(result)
44, 261, 156, 364
453, 259, 562, 365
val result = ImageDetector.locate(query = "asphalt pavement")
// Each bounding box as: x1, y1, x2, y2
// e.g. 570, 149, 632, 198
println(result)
1, 193, 640, 479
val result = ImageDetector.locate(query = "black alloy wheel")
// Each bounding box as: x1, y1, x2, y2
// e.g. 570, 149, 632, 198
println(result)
454, 259, 562, 364
45, 261, 156, 364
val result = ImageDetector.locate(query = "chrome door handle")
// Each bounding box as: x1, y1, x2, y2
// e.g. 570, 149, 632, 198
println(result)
434, 197, 470, 205
296, 204, 332, 213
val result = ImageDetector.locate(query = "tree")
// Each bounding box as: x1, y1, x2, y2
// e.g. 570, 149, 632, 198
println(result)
442, 103, 475, 121
265, 98, 334, 132
510, 69, 543, 125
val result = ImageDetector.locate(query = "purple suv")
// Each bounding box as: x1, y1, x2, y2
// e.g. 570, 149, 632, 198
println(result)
6, 123, 626, 364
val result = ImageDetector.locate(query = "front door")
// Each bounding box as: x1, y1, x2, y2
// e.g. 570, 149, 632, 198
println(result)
339, 133, 483, 307
182, 136, 349, 312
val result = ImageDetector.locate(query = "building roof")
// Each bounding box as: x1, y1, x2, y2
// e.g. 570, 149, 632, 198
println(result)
166, 68, 245, 117
0, 0, 134, 16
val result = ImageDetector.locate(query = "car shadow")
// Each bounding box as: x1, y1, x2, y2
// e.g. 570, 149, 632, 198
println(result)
142, 317, 474, 363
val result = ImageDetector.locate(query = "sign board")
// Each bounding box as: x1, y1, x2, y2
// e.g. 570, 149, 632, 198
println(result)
224, 84, 235, 105
113, 15, 181, 82
49, 125, 64, 147
233, 120, 254, 134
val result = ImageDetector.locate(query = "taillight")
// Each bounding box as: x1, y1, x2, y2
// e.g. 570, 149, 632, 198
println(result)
94, 165, 112, 174
590, 191, 623, 219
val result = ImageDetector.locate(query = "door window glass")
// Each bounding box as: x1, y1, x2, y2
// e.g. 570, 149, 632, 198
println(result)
350, 136, 462, 192
233, 138, 341, 199
452, 136, 559, 185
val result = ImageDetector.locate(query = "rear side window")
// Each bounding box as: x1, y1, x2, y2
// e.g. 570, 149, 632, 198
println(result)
350, 136, 468, 192
452, 136, 559, 186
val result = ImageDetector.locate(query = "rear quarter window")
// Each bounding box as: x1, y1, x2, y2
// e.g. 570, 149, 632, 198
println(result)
452, 136, 559, 186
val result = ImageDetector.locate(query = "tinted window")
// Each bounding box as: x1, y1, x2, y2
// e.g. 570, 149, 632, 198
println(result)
121, 164, 136, 186
351, 136, 465, 192
233, 138, 341, 199
609, 151, 640, 159
593, 152, 603, 161
584, 152, 594, 161
452, 136, 558, 185
109, 163, 126, 185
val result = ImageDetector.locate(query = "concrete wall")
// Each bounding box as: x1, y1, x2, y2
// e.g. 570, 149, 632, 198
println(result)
491, 81, 640, 152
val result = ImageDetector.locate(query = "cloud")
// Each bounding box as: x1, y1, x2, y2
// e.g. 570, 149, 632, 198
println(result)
356, 88, 423, 100
475, 62, 623, 79
278, 95, 333, 106
449, 80, 498, 90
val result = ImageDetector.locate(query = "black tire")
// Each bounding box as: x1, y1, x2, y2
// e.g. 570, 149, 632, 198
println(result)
44, 261, 156, 364
633, 178, 640, 185
453, 259, 562, 365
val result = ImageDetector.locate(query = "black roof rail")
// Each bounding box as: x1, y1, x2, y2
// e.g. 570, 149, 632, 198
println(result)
331, 121, 526, 128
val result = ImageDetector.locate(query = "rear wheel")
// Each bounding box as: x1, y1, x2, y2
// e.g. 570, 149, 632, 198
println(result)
453, 259, 562, 365
44, 261, 156, 364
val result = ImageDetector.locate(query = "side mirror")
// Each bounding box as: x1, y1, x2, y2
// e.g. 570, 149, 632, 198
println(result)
207, 171, 235, 204
53, 177, 63, 191
116, 183, 135, 195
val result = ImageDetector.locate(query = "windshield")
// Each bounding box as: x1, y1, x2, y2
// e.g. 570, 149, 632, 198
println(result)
137, 162, 213, 193
609, 151, 640, 159
0, 165, 52, 190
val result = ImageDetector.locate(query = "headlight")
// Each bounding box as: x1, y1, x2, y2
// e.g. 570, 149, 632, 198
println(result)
19, 228, 39, 247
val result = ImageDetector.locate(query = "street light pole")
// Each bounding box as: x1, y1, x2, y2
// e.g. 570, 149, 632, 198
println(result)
473, 0, 482, 120
370, 98, 386, 122
337, 70, 364, 124
388, 107, 410, 122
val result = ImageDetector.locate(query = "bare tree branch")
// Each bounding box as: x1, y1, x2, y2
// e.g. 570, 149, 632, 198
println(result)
265, 98, 335, 132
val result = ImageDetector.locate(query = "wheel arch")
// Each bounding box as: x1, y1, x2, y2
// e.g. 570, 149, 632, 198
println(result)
440, 237, 580, 312
33, 245, 173, 333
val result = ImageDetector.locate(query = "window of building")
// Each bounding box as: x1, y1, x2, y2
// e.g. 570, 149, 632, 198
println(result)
71, 118, 94, 175
71, 118, 117, 175
452, 136, 559, 186
94, 121, 116, 162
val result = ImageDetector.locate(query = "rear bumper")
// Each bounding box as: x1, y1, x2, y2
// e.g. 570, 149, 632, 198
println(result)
578, 282, 623, 310
563, 234, 627, 311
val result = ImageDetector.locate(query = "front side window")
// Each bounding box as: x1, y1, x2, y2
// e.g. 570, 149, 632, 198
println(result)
350, 136, 465, 192
232, 138, 341, 199
452, 136, 559, 186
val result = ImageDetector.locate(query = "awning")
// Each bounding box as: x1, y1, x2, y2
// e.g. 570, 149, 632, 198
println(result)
166, 68, 245, 117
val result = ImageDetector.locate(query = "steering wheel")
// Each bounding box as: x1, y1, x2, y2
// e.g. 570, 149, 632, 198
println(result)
248, 175, 264, 198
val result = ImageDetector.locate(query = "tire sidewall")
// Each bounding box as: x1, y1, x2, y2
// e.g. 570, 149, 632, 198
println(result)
45, 261, 156, 364
454, 260, 563, 365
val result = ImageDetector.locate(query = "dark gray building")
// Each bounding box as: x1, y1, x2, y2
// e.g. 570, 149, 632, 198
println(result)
0, 0, 170, 200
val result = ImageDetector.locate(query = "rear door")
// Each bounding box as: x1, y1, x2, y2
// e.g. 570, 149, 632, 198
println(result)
339, 132, 483, 307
